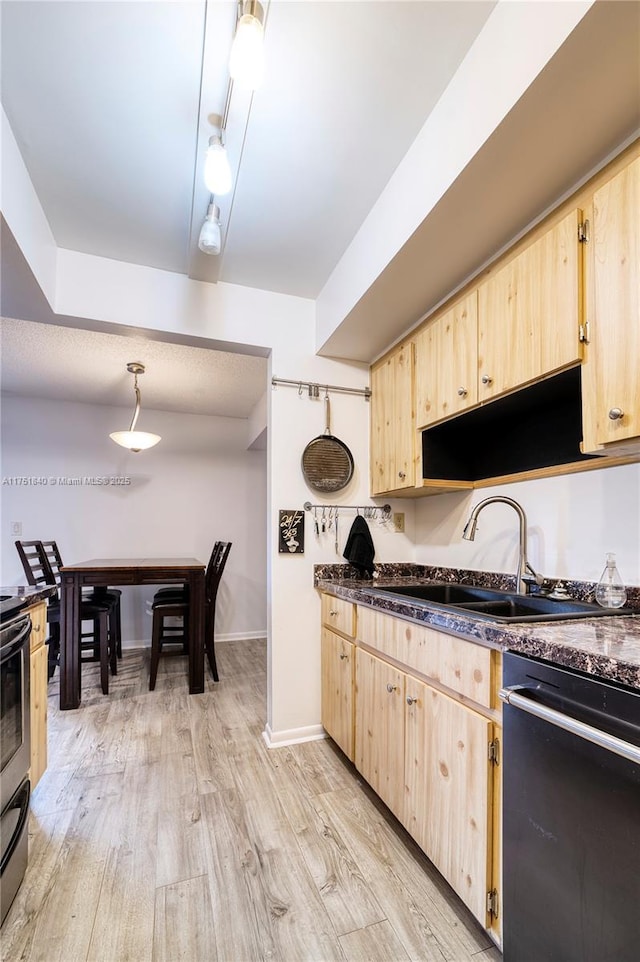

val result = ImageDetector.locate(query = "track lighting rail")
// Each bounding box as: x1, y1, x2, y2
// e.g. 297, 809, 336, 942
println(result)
271, 376, 371, 400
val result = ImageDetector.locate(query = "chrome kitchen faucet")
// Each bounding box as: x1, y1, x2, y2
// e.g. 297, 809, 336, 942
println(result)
462, 496, 543, 595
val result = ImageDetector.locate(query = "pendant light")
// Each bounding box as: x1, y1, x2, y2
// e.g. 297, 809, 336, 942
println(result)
198, 200, 222, 255
204, 134, 232, 195
229, 0, 265, 91
110, 363, 161, 452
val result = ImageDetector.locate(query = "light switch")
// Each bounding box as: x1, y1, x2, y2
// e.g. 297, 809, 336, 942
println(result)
11, 521, 22, 537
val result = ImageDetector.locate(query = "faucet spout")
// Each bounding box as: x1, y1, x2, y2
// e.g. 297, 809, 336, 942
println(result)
462, 496, 539, 595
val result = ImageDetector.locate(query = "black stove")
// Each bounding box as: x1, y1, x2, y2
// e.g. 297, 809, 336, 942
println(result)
0, 595, 30, 625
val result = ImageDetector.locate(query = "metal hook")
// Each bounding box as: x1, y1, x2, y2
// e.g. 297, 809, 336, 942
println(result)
298, 382, 303, 397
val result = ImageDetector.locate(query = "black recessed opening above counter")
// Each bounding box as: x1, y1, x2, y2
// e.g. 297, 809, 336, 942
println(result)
421, 366, 599, 482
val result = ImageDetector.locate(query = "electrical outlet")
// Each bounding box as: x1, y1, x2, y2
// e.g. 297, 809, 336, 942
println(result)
11, 521, 22, 537
393, 512, 405, 533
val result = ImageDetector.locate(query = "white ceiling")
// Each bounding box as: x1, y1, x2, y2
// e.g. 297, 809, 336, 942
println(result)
0, 317, 268, 418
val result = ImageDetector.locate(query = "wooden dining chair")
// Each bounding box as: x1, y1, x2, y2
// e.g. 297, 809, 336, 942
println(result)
15, 540, 113, 693
41, 540, 122, 663
149, 541, 231, 690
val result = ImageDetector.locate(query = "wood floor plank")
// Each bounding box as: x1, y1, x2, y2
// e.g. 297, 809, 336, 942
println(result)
339, 920, 412, 962
153, 875, 218, 962
155, 794, 207, 888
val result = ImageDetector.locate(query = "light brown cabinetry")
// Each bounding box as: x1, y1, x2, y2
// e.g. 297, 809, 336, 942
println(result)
321, 627, 355, 760
477, 208, 583, 401
28, 601, 48, 789
582, 156, 640, 453
320, 596, 357, 761
415, 292, 478, 429
370, 342, 415, 495
321, 596, 502, 936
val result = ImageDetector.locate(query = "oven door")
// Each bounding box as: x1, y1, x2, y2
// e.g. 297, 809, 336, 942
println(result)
1, 614, 31, 814
0, 778, 30, 924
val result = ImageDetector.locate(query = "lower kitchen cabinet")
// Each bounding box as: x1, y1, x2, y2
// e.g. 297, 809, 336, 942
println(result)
404, 677, 492, 925
355, 648, 405, 816
28, 601, 48, 789
321, 627, 355, 761
321, 596, 502, 942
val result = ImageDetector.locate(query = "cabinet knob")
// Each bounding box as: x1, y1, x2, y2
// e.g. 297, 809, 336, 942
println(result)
33, 624, 41, 632
457, 387, 468, 397
339, 653, 348, 661
608, 407, 624, 421
398, 471, 406, 480
481, 374, 493, 386
406, 695, 418, 706
386, 683, 398, 693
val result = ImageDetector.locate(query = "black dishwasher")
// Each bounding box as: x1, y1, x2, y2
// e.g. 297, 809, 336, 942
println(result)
500, 652, 640, 962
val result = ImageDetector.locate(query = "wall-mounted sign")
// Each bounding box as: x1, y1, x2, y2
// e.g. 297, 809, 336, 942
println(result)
279, 509, 304, 554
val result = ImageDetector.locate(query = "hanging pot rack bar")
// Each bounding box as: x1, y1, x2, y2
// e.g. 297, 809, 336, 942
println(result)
272, 376, 371, 400
304, 501, 391, 520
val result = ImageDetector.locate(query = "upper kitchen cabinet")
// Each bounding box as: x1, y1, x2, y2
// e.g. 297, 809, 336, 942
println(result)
415, 292, 478, 429
582, 156, 640, 454
477, 208, 583, 401
370, 342, 416, 496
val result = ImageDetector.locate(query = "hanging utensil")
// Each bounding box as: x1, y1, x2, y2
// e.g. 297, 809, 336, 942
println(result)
335, 508, 339, 554
301, 394, 354, 493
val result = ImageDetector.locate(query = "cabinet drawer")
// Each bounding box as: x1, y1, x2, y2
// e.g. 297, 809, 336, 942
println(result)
357, 605, 496, 709
321, 594, 356, 638
28, 602, 47, 653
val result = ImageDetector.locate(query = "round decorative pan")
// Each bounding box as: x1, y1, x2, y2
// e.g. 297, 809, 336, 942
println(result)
301, 397, 354, 493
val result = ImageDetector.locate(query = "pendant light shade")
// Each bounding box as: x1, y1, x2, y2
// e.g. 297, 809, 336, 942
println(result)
229, 2, 265, 90
198, 202, 222, 255
110, 363, 161, 453
204, 135, 232, 195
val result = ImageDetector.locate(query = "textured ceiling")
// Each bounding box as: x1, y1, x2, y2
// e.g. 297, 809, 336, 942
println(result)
0, 317, 268, 418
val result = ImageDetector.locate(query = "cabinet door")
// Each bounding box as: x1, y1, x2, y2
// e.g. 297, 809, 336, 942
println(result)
584, 157, 640, 449
30, 642, 48, 788
321, 628, 355, 760
478, 209, 582, 401
370, 342, 415, 495
415, 292, 478, 428
355, 648, 405, 817
404, 679, 492, 926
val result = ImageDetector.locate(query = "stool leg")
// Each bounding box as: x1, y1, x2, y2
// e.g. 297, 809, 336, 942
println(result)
114, 597, 122, 659
149, 609, 162, 691
109, 608, 118, 676
206, 605, 219, 683
99, 610, 109, 695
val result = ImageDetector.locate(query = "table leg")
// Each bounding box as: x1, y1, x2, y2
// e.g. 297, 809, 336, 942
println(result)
60, 574, 81, 709
188, 570, 205, 694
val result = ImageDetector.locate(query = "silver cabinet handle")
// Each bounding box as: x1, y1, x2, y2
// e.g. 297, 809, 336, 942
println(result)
457, 387, 467, 397
499, 686, 640, 765
608, 408, 624, 420
398, 471, 406, 480
386, 683, 398, 693
339, 653, 348, 661
481, 374, 493, 385
329, 610, 338, 616
406, 695, 418, 706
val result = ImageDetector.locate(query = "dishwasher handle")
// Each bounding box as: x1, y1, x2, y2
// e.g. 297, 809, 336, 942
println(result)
499, 685, 640, 766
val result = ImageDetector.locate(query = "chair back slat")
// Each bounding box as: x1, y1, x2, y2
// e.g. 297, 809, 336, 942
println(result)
206, 541, 232, 602
41, 540, 64, 586
15, 540, 56, 588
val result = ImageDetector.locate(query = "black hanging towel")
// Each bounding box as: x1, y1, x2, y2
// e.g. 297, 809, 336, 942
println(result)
343, 515, 375, 578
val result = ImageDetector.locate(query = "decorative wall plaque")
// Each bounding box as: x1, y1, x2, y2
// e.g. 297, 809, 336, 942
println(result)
279, 509, 304, 554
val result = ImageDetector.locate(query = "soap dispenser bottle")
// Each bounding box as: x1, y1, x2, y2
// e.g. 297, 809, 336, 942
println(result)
595, 553, 627, 609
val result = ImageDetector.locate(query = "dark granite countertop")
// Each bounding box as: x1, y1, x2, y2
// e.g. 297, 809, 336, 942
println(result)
316, 572, 640, 693
0, 585, 57, 623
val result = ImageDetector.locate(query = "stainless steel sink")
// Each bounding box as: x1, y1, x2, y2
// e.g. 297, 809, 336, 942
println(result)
369, 582, 633, 623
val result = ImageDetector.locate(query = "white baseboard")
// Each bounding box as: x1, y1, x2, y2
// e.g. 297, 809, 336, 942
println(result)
121, 631, 267, 651
262, 723, 327, 749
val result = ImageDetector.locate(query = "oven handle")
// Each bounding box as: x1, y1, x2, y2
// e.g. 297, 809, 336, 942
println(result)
499, 685, 640, 766
0, 618, 31, 666
0, 780, 30, 875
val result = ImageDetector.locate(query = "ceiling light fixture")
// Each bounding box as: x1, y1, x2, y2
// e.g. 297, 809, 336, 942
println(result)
204, 133, 232, 195
229, 0, 265, 91
110, 362, 161, 452
198, 199, 222, 255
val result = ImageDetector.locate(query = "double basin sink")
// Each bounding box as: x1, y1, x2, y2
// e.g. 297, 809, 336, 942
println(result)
369, 582, 632, 623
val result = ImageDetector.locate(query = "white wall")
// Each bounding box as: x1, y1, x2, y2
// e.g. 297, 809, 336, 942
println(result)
415, 464, 640, 587
0, 395, 268, 643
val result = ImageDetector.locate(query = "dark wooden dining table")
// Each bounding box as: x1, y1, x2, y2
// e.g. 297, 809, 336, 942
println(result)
59, 557, 206, 709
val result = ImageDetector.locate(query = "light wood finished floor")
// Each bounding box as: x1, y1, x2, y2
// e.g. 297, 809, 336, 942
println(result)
1, 641, 501, 962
